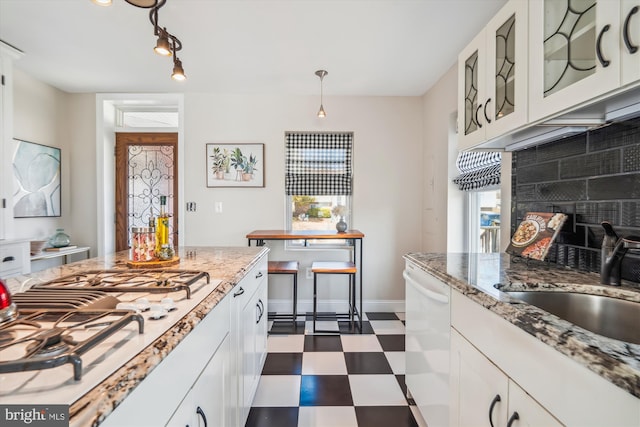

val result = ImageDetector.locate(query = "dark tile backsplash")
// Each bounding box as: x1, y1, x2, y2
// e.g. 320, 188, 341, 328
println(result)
512, 117, 640, 283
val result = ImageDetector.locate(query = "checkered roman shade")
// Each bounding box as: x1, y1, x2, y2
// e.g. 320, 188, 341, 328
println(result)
452, 151, 502, 191
285, 132, 353, 195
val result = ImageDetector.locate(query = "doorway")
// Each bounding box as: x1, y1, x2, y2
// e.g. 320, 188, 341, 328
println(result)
115, 132, 178, 252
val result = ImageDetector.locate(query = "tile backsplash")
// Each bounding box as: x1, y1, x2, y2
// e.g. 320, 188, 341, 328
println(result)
512, 116, 640, 283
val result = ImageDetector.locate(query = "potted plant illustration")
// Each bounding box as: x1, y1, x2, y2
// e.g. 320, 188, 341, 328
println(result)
242, 154, 258, 181
230, 147, 245, 181
210, 147, 226, 179
332, 205, 349, 232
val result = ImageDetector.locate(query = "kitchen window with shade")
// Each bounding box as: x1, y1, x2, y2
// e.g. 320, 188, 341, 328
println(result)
285, 131, 353, 248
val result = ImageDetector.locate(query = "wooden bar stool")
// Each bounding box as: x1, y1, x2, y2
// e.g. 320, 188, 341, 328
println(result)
267, 261, 299, 323
311, 261, 360, 333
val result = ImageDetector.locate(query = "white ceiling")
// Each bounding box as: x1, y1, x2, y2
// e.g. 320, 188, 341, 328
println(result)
0, 0, 506, 96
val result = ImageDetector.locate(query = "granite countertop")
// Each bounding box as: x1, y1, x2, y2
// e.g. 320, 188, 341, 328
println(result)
3, 246, 269, 427
403, 252, 640, 399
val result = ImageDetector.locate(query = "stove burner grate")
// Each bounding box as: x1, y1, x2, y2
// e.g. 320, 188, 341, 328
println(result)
34, 269, 210, 299
0, 309, 144, 380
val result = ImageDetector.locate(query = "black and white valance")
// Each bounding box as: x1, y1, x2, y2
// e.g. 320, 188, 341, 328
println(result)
285, 132, 353, 196
452, 151, 502, 191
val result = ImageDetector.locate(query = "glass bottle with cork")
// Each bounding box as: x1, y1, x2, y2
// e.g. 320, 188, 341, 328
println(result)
156, 195, 174, 260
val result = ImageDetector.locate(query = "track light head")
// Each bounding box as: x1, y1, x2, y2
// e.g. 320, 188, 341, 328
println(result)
171, 58, 186, 81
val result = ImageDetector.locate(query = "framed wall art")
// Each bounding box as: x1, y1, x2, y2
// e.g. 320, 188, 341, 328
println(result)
206, 143, 264, 188
12, 139, 62, 218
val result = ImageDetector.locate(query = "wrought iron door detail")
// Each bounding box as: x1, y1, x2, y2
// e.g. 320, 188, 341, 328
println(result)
495, 14, 516, 120
464, 51, 479, 135
127, 145, 174, 245
543, 0, 597, 97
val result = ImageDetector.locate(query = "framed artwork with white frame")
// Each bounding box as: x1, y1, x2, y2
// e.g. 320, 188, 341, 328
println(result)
206, 143, 264, 188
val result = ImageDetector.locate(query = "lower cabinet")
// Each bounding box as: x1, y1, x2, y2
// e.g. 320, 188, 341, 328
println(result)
102, 254, 269, 427
167, 334, 230, 427
230, 255, 268, 426
450, 328, 562, 427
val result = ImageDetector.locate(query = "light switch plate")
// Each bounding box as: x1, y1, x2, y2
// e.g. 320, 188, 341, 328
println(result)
215, 202, 223, 213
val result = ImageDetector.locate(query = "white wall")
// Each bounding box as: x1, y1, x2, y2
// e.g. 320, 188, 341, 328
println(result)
184, 93, 423, 310
421, 63, 459, 252
12, 70, 70, 242
12, 73, 423, 309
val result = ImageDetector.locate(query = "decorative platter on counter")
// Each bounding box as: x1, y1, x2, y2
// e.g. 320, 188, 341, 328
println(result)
507, 212, 567, 261
126, 256, 180, 269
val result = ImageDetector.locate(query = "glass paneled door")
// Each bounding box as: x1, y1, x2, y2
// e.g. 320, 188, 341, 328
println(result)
115, 133, 178, 252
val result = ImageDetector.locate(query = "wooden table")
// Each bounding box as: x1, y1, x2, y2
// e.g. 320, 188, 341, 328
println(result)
246, 229, 365, 331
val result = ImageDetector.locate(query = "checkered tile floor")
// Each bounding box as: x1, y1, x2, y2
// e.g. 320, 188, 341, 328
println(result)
245, 312, 425, 427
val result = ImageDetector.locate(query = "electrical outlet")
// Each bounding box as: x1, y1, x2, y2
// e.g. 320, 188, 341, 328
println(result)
306, 267, 313, 279
186, 202, 196, 212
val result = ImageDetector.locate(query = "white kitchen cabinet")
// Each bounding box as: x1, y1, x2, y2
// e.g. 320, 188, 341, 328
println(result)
166, 334, 230, 427
102, 294, 231, 427
528, 0, 622, 122
0, 240, 30, 278
451, 288, 640, 426
621, 0, 640, 85
457, 0, 528, 150
450, 329, 562, 427
230, 255, 268, 426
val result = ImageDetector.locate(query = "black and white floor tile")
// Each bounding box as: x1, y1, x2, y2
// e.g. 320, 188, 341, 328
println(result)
245, 312, 426, 427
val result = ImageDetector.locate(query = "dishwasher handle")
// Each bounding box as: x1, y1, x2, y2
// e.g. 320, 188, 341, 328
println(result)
403, 270, 449, 304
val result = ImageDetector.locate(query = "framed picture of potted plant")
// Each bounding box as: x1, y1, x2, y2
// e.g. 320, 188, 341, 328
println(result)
206, 143, 264, 188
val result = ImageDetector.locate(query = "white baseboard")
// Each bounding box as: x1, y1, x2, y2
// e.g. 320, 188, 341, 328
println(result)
267, 298, 405, 314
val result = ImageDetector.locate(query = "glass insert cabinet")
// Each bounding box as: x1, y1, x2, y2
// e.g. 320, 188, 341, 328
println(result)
457, 0, 528, 150
458, 0, 640, 151
528, 0, 631, 123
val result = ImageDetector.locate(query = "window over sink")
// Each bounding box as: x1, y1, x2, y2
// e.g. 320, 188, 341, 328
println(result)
284, 132, 353, 248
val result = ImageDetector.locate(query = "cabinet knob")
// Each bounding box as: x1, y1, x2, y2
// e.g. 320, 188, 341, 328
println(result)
488, 394, 501, 427
624, 6, 639, 54
196, 406, 208, 427
507, 411, 520, 427
484, 98, 492, 124
596, 24, 611, 67
475, 104, 484, 128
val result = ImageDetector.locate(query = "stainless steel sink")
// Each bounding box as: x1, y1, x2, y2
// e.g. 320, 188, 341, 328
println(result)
504, 291, 640, 344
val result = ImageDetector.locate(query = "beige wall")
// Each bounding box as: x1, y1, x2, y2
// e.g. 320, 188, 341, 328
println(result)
12, 72, 423, 308
421, 63, 459, 252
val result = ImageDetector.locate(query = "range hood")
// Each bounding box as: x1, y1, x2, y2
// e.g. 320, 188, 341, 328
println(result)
473, 85, 640, 152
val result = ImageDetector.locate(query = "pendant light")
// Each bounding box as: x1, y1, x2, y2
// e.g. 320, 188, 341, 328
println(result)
315, 70, 328, 118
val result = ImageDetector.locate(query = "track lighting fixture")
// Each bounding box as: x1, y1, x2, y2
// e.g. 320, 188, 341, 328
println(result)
315, 70, 328, 118
93, 0, 186, 81
154, 28, 172, 56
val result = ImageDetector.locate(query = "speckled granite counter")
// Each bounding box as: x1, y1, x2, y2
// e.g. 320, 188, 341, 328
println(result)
403, 252, 640, 399
3, 246, 268, 427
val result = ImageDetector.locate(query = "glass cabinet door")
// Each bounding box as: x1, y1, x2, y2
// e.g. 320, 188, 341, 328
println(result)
529, 0, 621, 122
621, 0, 640, 85
464, 50, 480, 138
485, 0, 528, 140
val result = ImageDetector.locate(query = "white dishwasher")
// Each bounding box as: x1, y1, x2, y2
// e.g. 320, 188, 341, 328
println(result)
404, 260, 451, 427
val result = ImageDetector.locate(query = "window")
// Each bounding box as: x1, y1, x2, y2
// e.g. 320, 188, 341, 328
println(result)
285, 132, 353, 247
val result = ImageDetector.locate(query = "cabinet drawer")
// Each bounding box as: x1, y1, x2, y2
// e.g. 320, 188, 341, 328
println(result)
0, 243, 27, 277
233, 255, 267, 299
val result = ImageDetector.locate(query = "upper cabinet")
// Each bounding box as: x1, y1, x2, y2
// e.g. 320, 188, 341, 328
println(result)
622, 0, 640, 85
529, 0, 628, 123
458, 0, 640, 151
458, 0, 529, 151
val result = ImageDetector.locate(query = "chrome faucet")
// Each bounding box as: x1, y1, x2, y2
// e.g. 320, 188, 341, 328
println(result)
600, 221, 640, 286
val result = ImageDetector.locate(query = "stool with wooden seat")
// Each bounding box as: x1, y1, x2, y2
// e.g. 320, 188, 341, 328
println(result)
311, 261, 360, 333
267, 260, 299, 323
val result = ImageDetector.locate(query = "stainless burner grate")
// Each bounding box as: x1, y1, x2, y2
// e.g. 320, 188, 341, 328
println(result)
0, 309, 144, 380
34, 269, 210, 299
